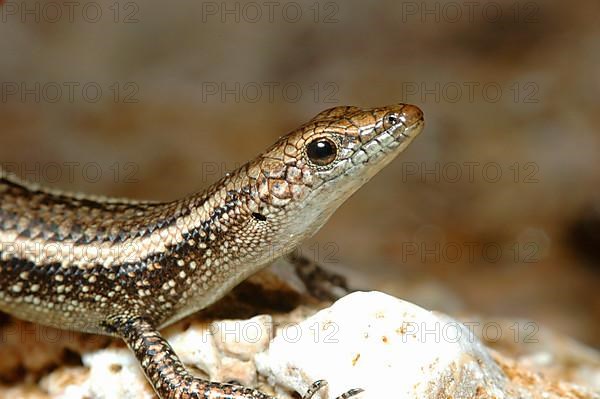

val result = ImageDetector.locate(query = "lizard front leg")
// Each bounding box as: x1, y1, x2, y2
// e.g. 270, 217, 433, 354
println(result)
109, 316, 363, 399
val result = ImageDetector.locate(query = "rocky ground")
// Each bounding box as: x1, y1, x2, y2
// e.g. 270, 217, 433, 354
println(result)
0, 260, 598, 399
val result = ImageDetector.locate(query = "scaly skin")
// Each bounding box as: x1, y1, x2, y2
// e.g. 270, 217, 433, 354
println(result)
0, 104, 424, 398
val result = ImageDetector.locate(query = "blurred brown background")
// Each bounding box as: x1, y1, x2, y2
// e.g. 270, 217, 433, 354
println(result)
0, 0, 599, 348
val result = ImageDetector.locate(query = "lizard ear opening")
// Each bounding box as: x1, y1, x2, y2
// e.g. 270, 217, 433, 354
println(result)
251, 212, 267, 222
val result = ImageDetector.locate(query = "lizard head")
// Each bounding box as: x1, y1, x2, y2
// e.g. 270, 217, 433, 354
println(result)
245, 104, 424, 241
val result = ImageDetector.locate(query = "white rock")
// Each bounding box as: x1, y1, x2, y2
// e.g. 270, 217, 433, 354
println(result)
212, 315, 273, 360
256, 291, 509, 399
41, 317, 275, 399
169, 316, 273, 385
26, 291, 599, 399
44, 348, 154, 399
168, 321, 221, 379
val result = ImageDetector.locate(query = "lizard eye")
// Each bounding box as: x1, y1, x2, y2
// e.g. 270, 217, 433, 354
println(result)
306, 137, 337, 166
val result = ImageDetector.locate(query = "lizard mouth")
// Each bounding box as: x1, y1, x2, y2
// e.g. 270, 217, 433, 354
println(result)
356, 104, 424, 155
393, 118, 424, 146
391, 104, 425, 141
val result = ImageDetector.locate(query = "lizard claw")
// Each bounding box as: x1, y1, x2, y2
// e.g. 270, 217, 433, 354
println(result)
335, 388, 364, 399
303, 380, 364, 399
303, 380, 327, 399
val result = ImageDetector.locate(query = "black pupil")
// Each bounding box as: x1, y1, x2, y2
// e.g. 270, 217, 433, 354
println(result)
387, 115, 398, 125
306, 139, 336, 166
